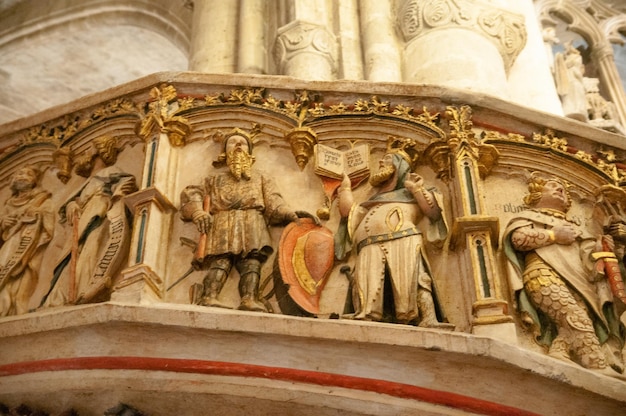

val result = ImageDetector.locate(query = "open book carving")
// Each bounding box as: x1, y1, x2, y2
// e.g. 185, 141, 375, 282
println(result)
314, 143, 370, 180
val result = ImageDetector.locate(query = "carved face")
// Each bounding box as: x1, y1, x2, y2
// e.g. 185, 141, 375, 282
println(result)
369, 154, 396, 187
10, 167, 37, 192
226, 135, 253, 181
539, 180, 570, 211
225, 135, 250, 155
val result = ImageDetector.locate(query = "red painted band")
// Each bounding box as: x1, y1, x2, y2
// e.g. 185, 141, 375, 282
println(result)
0, 356, 539, 416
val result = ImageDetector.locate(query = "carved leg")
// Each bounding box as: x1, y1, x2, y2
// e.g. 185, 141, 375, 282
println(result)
237, 258, 268, 313
525, 272, 607, 370
417, 289, 454, 330
201, 257, 232, 308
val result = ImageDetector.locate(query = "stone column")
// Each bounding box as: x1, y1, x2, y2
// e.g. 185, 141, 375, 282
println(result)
237, 0, 267, 74
337, 0, 364, 80
507, 0, 564, 116
359, 0, 402, 82
274, 1, 337, 80
397, 0, 527, 99
188, 0, 238, 72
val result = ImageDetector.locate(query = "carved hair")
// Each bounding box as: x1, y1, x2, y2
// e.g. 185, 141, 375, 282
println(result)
213, 128, 254, 168
94, 135, 119, 166
523, 175, 572, 210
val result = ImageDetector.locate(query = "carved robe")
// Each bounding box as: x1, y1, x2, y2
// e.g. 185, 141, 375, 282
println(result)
0, 188, 53, 315
42, 166, 136, 306
180, 171, 295, 263
345, 188, 447, 322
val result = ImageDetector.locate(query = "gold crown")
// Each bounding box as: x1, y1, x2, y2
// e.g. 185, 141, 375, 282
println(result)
386, 136, 420, 169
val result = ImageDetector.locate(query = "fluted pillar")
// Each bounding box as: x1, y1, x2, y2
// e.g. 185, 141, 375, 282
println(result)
188, 0, 238, 72
274, 1, 337, 80
397, 0, 527, 99
359, 0, 402, 81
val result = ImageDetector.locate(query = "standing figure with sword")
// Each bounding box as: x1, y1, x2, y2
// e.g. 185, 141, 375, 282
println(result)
179, 128, 315, 313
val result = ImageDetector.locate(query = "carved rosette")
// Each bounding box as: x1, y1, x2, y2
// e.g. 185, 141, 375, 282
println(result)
397, 0, 527, 71
274, 20, 337, 74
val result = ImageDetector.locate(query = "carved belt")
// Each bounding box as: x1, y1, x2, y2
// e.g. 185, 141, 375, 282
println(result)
356, 227, 419, 254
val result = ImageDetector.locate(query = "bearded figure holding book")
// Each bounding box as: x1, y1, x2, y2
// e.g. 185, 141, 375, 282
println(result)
336, 139, 451, 327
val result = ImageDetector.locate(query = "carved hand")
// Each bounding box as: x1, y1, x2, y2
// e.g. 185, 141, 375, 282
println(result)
609, 222, 626, 242
65, 201, 81, 225
404, 172, 424, 191
1, 215, 17, 230
192, 211, 212, 234
552, 224, 581, 245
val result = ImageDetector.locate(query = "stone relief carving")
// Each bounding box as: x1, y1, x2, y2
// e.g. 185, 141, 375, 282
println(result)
0, 166, 54, 316
335, 137, 453, 328
397, 0, 527, 71
3, 79, 626, 381
503, 174, 624, 374
179, 127, 317, 312
41, 136, 137, 307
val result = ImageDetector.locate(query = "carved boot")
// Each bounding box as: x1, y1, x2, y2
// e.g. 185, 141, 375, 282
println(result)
201, 269, 231, 308
238, 272, 268, 313
417, 289, 454, 330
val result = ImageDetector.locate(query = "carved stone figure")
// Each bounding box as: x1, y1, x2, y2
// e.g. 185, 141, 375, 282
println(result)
41, 136, 137, 307
584, 77, 626, 134
336, 146, 450, 327
180, 128, 313, 313
554, 43, 587, 121
504, 176, 624, 373
0, 166, 53, 316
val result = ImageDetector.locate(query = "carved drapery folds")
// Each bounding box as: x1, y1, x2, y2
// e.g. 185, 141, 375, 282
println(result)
397, 0, 527, 71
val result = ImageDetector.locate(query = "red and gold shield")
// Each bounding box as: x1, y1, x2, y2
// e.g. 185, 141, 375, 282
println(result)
278, 218, 334, 314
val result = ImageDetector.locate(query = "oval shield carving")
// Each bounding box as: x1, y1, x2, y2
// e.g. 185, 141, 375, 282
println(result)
278, 218, 334, 314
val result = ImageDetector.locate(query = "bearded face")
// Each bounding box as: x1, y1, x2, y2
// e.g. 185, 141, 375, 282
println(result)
10, 168, 37, 194
369, 154, 396, 187
227, 148, 254, 181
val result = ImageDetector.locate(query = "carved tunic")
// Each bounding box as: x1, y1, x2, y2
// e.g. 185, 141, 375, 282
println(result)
347, 189, 447, 322
180, 171, 294, 262
0, 188, 53, 315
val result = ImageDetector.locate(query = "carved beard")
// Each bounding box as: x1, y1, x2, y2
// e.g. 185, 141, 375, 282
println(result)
369, 164, 396, 187
227, 148, 253, 181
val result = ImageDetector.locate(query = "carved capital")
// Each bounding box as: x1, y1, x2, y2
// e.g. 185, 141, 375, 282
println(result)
397, 0, 527, 71
274, 20, 337, 73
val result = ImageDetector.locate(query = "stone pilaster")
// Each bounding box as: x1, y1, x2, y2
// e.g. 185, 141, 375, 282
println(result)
111, 85, 191, 304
